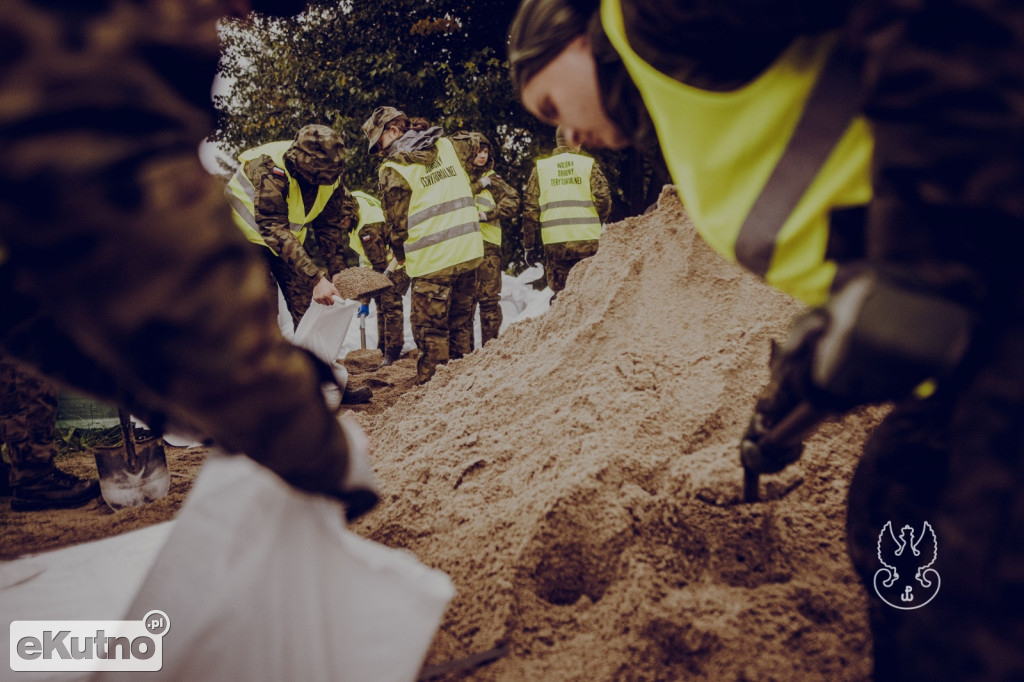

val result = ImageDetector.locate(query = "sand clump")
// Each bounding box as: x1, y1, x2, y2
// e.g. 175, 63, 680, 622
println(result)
352, 188, 880, 680
333, 266, 393, 299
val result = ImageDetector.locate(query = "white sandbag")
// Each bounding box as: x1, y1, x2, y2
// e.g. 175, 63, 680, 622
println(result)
95, 453, 454, 682
293, 295, 357, 364
293, 295, 358, 384
277, 286, 295, 341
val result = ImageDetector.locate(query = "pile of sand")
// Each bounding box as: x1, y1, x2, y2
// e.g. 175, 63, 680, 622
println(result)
352, 188, 880, 680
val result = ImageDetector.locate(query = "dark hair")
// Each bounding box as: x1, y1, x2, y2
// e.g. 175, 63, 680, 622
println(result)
507, 0, 598, 94
386, 115, 411, 136
408, 117, 432, 132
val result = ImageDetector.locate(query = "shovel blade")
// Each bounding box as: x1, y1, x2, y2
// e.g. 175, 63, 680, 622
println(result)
93, 436, 170, 511
333, 268, 393, 300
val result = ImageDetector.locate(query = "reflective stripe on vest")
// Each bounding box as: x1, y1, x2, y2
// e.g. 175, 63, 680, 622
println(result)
475, 171, 502, 246
602, 0, 873, 305
350, 190, 386, 267
225, 140, 339, 255
536, 153, 601, 245
383, 137, 483, 278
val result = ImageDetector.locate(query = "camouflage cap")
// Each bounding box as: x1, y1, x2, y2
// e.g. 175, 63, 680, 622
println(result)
362, 106, 406, 152
285, 124, 345, 185
472, 131, 492, 150
291, 124, 345, 162
508, 0, 594, 94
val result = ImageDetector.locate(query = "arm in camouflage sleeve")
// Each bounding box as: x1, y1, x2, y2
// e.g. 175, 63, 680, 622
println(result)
522, 166, 541, 249
0, 153, 374, 515
247, 155, 324, 281
378, 165, 411, 262
358, 222, 392, 272
0, 0, 375, 517
486, 174, 521, 223
310, 187, 358, 277
590, 160, 613, 224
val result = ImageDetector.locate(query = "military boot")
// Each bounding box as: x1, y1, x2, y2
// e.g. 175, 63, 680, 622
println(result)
341, 384, 373, 404
11, 469, 101, 512
378, 347, 403, 369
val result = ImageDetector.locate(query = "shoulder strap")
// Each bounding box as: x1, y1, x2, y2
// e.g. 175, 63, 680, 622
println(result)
735, 45, 862, 277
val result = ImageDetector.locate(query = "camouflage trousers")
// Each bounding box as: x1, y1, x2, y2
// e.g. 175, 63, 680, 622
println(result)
0, 355, 59, 486
374, 267, 409, 356
475, 242, 503, 346
410, 268, 477, 384
543, 240, 599, 294
845, 311, 1024, 680
260, 247, 316, 329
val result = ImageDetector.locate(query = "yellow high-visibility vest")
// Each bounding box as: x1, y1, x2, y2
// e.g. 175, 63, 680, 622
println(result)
225, 140, 340, 255
349, 190, 385, 267
536, 153, 602, 245
475, 170, 502, 246
383, 138, 483, 278
602, 0, 873, 305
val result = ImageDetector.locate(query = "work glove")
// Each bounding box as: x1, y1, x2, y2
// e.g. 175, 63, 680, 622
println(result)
741, 270, 974, 475
479, 175, 492, 188
357, 304, 370, 318
740, 311, 827, 475
478, 211, 489, 222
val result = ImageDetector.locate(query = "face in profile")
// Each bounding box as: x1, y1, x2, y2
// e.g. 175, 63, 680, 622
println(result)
519, 35, 630, 150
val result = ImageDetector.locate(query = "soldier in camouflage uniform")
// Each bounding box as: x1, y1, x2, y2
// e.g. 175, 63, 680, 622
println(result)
464, 132, 520, 346
522, 127, 612, 296
508, 0, 1024, 679
227, 124, 359, 328
362, 107, 484, 384
0, 0, 376, 519
350, 190, 410, 367
0, 356, 100, 511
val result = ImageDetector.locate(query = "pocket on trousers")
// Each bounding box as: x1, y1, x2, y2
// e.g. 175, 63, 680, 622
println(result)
412, 279, 450, 303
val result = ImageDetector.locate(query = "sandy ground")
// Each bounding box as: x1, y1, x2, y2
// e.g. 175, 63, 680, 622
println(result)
0, 351, 408, 560
0, 188, 882, 680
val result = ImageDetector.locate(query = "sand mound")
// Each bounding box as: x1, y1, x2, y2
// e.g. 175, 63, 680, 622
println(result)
352, 188, 879, 680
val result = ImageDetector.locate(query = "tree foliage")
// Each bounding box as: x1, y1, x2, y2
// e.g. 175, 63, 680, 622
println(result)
213, 0, 658, 269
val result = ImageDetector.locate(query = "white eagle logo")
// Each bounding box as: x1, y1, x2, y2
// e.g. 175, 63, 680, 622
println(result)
873, 521, 941, 610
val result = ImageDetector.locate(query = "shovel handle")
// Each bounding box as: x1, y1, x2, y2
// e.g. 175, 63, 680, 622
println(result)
118, 409, 137, 468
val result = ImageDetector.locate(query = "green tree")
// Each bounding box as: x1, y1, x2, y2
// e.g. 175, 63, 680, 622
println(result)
213, 0, 659, 271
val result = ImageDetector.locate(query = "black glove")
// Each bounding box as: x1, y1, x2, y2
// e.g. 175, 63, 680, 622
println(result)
741, 271, 974, 475
741, 311, 827, 474
806, 271, 974, 410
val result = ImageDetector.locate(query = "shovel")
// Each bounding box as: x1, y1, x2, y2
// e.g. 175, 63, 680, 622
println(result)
332, 267, 393, 300
93, 409, 170, 511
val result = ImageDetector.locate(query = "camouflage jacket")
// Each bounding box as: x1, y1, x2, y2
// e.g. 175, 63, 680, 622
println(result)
244, 154, 358, 279
376, 132, 482, 275
355, 219, 391, 272
464, 133, 521, 227
478, 173, 521, 227
0, 0, 370, 515
522, 146, 612, 249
